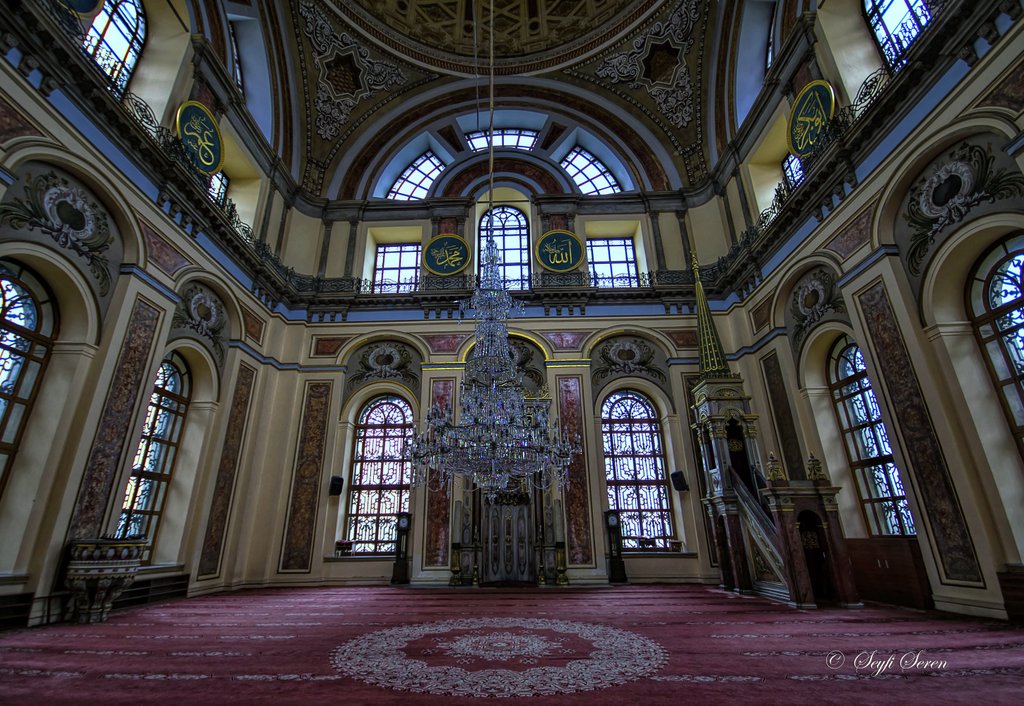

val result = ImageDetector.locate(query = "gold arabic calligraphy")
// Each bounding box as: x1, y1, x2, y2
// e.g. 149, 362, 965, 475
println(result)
430, 242, 465, 270
183, 114, 217, 168
542, 238, 576, 266
792, 90, 830, 153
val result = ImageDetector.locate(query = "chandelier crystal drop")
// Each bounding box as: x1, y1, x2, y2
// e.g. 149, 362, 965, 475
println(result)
409, 237, 579, 499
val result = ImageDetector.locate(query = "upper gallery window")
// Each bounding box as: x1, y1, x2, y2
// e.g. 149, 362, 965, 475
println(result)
863, 0, 933, 70
601, 389, 674, 550
782, 153, 805, 189
560, 146, 622, 196
82, 0, 147, 97
344, 395, 414, 555
587, 237, 640, 288
208, 171, 229, 206
828, 335, 915, 536
372, 243, 422, 294
969, 234, 1024, 457
765, 1, 779, 69
0, 260, 56, 502
479, 205, 530, 290
465, 129, 539, 152
387, 152, 446, 201
118, 351, 191, 563
228, 21, 244, 92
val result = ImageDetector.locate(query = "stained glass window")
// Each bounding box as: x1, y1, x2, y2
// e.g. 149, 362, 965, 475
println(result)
560, 146, 622, 195
387, 152, 445, 201
82, 0, 147, 97
372, 243, 422, 294
828, 335, 915, 536
969, 235, 1024, 457
480, 206, 530, 290
0, 261, 55, 502
344, 395, 414, 555
466, 128, 539, 152
117, 352, 191, 562
601, 389, 674, 550
587, 237, 639, 288
864, 0, 933, 71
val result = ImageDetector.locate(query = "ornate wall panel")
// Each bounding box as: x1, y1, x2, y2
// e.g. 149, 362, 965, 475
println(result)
141, 221, 191, 277
170, 282, 228, 366
344, 340, 422, 403
542, 331, 592, 351
591, 334, 672, 404
197, 364, 257, 578
312, 335, 353, 357
423, 378, 455, 568
895, 135, 1024, 303
760, 351, 804, 480
558, 376, 593, 565
858, 283, 982, 584
0, 95, 42, 143
825, 204, 873, 260
241, 307, 265, 345
784, 266, 848, 354
422, 334, 470, 354
0, 162, 124, 312
280, 381, 333, 572
68, 298, 160, 540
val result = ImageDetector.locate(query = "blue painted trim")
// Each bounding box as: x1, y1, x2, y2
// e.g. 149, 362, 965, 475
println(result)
119, 264, 180, 303
838, 245, 899, 288
228, 339, 346, 372
667, 327, 787, 366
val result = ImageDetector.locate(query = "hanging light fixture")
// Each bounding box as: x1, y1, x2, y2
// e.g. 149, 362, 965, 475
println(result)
409, 0, 579, 499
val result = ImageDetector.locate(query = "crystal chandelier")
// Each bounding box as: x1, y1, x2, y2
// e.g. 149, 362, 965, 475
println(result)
409, 0, 578, 499
409, 235, 579, 499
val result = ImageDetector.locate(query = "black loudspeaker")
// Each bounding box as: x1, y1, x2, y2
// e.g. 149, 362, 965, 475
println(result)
328, 476, 344, 496
670, 471, 688, 492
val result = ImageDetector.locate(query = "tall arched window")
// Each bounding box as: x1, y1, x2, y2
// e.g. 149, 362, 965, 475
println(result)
479, 205, 530, 290
117, 351, 191, 562
828, 335, 915, 536
969, 234, 1024, 456
344, 395, 414, 555
601, 389, 674, 550
863, 0, 933, 70
0, 261, 56, 502
82, 0, 147, 97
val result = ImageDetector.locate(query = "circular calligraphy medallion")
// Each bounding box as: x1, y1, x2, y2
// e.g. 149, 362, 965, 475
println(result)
424, 234, 470, 276
331, 617, 666, 697
536, 230, 583, 273
787, 81, 836, 158
175, 101, 225, 175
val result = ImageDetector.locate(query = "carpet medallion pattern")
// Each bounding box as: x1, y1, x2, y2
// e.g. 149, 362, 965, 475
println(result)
331, 616, 667, 697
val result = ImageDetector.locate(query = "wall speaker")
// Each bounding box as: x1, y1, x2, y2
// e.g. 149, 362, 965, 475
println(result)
328, 475, 344, 496
670, 471, 688, 492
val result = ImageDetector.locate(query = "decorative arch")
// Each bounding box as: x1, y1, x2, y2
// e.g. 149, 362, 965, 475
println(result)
767, 252, 846, 332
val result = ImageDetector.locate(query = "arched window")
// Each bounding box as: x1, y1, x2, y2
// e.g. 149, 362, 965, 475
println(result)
601, 389, 674, 550
560, 146, 622, 195
480, 205, 530, 290
386, 151, 445, 200
969, 234, 1024, 456
82, 0, 147, 97
0, 261, 56, 501
117, 352, 191, 562
344, 395, 414, 555
828, 335, 915, 536
782, 153, 804, 190
863, 0, 933, 70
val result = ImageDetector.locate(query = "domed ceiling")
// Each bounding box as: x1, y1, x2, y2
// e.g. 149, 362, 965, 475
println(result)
330, 0, 662, 74
285, 0, 711, 198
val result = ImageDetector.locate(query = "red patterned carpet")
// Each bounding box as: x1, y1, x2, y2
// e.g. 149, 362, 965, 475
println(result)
1, 585, 1023, 704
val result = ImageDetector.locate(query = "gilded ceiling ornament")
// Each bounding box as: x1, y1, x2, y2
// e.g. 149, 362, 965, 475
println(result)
298, 0, 406, 140
0, 172, 113, 294
904, 142, 1024, 275
594, 0, 700, 128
